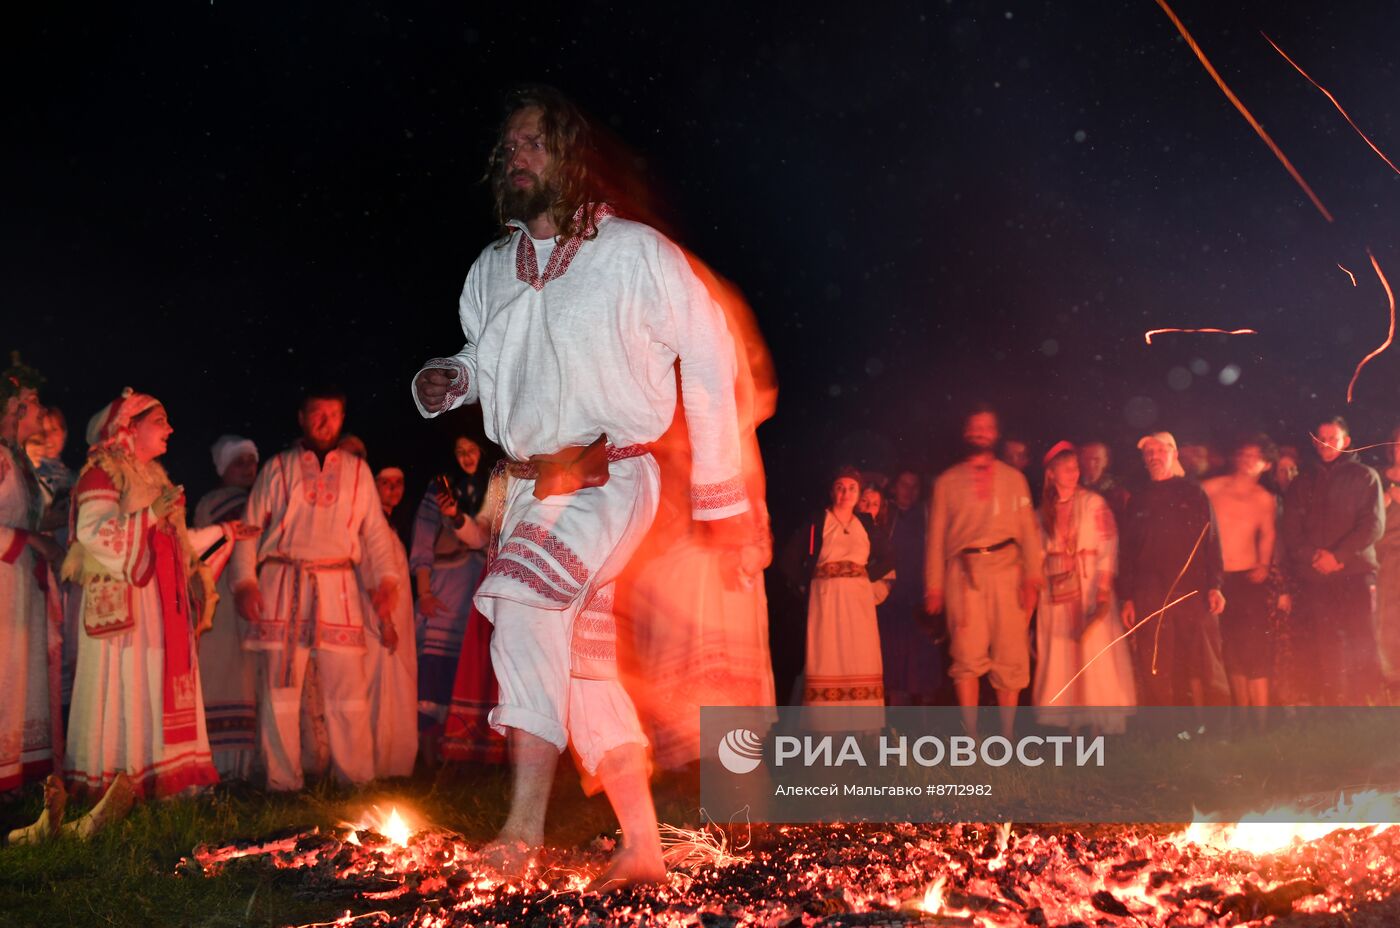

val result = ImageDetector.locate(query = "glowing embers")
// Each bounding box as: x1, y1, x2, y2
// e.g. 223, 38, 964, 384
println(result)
187, 802, 494, 910
185, 807, 1400, 926
1143, 328, 1257, 346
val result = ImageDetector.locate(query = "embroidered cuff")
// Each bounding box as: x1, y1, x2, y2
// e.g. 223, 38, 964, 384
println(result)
691, 476, 750, 521
417, 358, 471, 414
1, 529, 29, 564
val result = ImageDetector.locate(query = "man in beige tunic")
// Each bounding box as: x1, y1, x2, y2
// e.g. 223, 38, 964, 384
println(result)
925, 407, 1043, 737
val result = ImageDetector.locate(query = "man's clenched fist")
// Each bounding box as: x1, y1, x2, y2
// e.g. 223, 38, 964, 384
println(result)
414, 367, 458, 413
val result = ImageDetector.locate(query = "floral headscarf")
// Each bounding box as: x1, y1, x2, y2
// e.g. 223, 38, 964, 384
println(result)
86, 387, 162, 454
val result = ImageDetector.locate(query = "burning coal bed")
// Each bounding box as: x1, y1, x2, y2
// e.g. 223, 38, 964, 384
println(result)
183, 802, 1400, 927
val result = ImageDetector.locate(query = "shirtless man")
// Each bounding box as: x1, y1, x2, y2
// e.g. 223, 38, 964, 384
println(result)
1202, 435, 1278, 714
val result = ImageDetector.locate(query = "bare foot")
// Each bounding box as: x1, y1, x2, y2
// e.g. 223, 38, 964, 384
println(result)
6, 775, 67, 845
585, 843, 667, 893
478, 834, 538, 877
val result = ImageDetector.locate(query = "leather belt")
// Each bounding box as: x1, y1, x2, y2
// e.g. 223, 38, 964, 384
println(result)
484, 435, 651, 565
958, 538, 1015, 556
501, 434, 651, 501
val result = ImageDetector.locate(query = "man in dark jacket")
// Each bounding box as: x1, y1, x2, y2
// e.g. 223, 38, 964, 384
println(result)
1281, 417, 1386, 705
1118, 432, 1228, 707
881, 469, 945, 706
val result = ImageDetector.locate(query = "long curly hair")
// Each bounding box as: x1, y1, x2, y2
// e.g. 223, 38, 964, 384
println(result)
487, 84, 605, 243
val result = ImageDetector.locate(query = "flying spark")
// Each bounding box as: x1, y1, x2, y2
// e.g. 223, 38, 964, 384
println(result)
1263, 32, 1400, 176
1153, 0, 1333, 222
1051, 521, 1210, 706
1048, 591, 1199, 706
1144, 328, 1257, 345
1338, 264, 1357, 286
1311, 434, 1400, 455
1345, 250, 1396, 403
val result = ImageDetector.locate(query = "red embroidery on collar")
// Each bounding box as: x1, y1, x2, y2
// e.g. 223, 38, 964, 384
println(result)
513, 203, 615, 291
298, 447, 341, 507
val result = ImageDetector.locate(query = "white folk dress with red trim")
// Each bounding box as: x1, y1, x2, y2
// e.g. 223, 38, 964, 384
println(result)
413, 211, 751, 771
64, 466, 222, 798
1031, 489, 1136, 732
804, 513, 885, 729
230, 445, 401, 656
0, 442, 59, 793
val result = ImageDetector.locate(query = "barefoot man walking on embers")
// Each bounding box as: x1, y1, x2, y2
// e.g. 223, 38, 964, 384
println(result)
411, 86, 751, 889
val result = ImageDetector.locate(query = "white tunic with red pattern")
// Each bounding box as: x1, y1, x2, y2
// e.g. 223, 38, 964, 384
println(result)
230, 444, 401, 656
412, 211, 750, 623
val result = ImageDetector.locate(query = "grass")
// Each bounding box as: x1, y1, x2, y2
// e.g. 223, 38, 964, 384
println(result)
0, 764, 705, 928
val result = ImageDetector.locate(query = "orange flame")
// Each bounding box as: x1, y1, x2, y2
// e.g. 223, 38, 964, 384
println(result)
340, 804, 417, 849
1178, 790, 1400, 856
1262, 32, 1400, 176
917, 872, 984, 922
919, 875, 948, 912
1153, 0, 1333, 222
382, 808, 412, 848
1144, 327, 1257, 345
1345, 250, 1396, 403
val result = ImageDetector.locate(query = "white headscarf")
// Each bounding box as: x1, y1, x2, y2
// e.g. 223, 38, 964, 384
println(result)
211, 434, 259, 476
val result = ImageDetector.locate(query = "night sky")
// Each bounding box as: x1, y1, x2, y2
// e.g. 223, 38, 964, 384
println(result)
8, 1, 1400, 524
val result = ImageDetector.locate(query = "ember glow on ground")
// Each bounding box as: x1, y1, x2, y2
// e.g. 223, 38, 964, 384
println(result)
190, 806, 1400, 927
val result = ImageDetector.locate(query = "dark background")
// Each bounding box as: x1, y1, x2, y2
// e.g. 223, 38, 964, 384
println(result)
7, 0, 1400, 527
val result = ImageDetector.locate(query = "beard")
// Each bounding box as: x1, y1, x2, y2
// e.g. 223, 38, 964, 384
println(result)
962, 437, 996, 458
502, 171, 557, 222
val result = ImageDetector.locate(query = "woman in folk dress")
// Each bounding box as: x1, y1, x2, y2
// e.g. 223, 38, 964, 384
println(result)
1031, 442, 1135, 733
790, 467, 893, 728
64, 389, 256, 801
